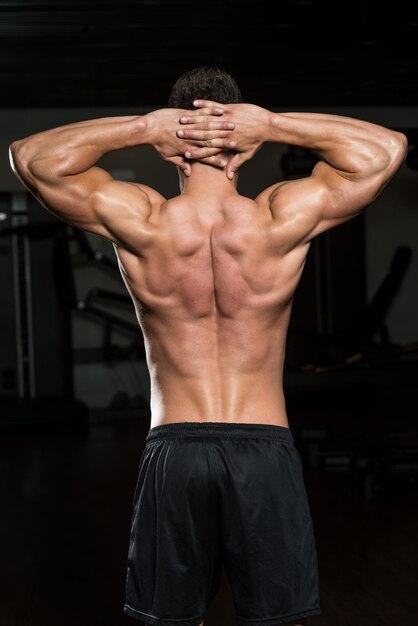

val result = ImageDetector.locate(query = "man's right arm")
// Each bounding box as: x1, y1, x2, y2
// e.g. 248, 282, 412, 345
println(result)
261, 111, 408, 243
180, 101, 408, 245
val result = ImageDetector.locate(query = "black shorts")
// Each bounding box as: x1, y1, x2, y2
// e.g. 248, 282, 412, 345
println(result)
123, 422, 321, 626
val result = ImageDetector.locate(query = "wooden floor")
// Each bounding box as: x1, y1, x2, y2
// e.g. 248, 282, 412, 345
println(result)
1, 405, 417, 626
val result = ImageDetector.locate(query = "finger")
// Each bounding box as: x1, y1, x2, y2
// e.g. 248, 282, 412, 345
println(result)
185, 140, 237, 157
177, 129, 234, 140
226, 153, 246, 179
192, 99, 225, 111
170, 155, 191, 176
181, 107, 224, 119
179, 117, 235, 130
185, 138, 237, 148
190, 105, 225, 116
193, 154, 229, 168
185, 147, 223, 159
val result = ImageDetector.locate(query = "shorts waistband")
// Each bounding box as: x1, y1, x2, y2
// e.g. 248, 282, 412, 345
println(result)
146, 421, 294, 444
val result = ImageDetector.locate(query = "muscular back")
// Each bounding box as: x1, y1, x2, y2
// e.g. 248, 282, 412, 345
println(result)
114, 186, 310, 426
10, 102, 406, 427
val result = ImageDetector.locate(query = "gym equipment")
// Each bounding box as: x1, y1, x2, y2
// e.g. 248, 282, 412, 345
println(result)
69, 228, 146, 362
0, 192, 148, 425
0, 192, 87, 425
288, 243, 418, 502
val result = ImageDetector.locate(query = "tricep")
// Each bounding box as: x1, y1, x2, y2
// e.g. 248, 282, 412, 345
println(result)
270, 137, 407, 246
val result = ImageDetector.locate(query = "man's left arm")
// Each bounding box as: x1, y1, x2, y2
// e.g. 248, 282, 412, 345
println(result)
9, 114, 161, 250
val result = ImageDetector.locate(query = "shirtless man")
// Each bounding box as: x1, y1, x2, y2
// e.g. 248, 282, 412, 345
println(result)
9, 67, 407, 626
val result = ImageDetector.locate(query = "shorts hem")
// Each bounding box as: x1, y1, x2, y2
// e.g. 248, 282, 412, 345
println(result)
123, 604, 203, 626
236, 606, 321, 625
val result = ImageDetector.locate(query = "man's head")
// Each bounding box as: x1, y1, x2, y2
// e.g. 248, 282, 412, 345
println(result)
168, 66, 243, 185
168, 66, 243, 110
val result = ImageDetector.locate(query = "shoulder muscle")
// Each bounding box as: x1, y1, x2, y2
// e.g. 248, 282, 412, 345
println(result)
13, 155, 163, 251
258, 159, 389, 249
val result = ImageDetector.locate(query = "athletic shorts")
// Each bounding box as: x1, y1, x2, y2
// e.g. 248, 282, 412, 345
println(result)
123, 421, 321, 626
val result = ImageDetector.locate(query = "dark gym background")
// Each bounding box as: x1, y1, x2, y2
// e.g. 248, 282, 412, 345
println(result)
1, 4, 418, 626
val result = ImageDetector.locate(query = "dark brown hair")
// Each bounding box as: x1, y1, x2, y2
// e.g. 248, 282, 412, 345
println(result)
168, 66, 243, 110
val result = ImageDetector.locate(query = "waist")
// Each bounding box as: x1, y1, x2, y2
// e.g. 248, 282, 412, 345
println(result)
149, 378, 288, 426
146, 420, 294, 444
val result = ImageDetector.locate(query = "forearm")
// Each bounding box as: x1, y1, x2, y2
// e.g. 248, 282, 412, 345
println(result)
10, 115, 148, 176
266, 111, 406, 173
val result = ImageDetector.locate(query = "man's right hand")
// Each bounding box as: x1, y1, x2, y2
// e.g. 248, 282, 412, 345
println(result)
178, 99, 272, 179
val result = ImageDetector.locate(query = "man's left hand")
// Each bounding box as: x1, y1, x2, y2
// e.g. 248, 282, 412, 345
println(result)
142, 107, 235, 176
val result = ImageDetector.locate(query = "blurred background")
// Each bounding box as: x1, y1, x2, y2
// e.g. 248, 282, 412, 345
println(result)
1, 3, 417, 625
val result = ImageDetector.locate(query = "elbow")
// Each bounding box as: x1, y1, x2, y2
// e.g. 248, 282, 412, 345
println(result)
9, 141, 19, 167
9, 140, 45, 182
9, 139, 31, 171
9, 140, 38, 188
388, 131, 408, 163
9, 140, 20, 153
9, 139, 26, 158
396, 132, 409, 164
375, 131, 408, 171
9, 141, 23, 176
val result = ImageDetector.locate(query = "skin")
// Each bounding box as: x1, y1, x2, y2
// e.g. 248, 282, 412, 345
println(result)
9, 101, 407, 432
9, 100, 407, 626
